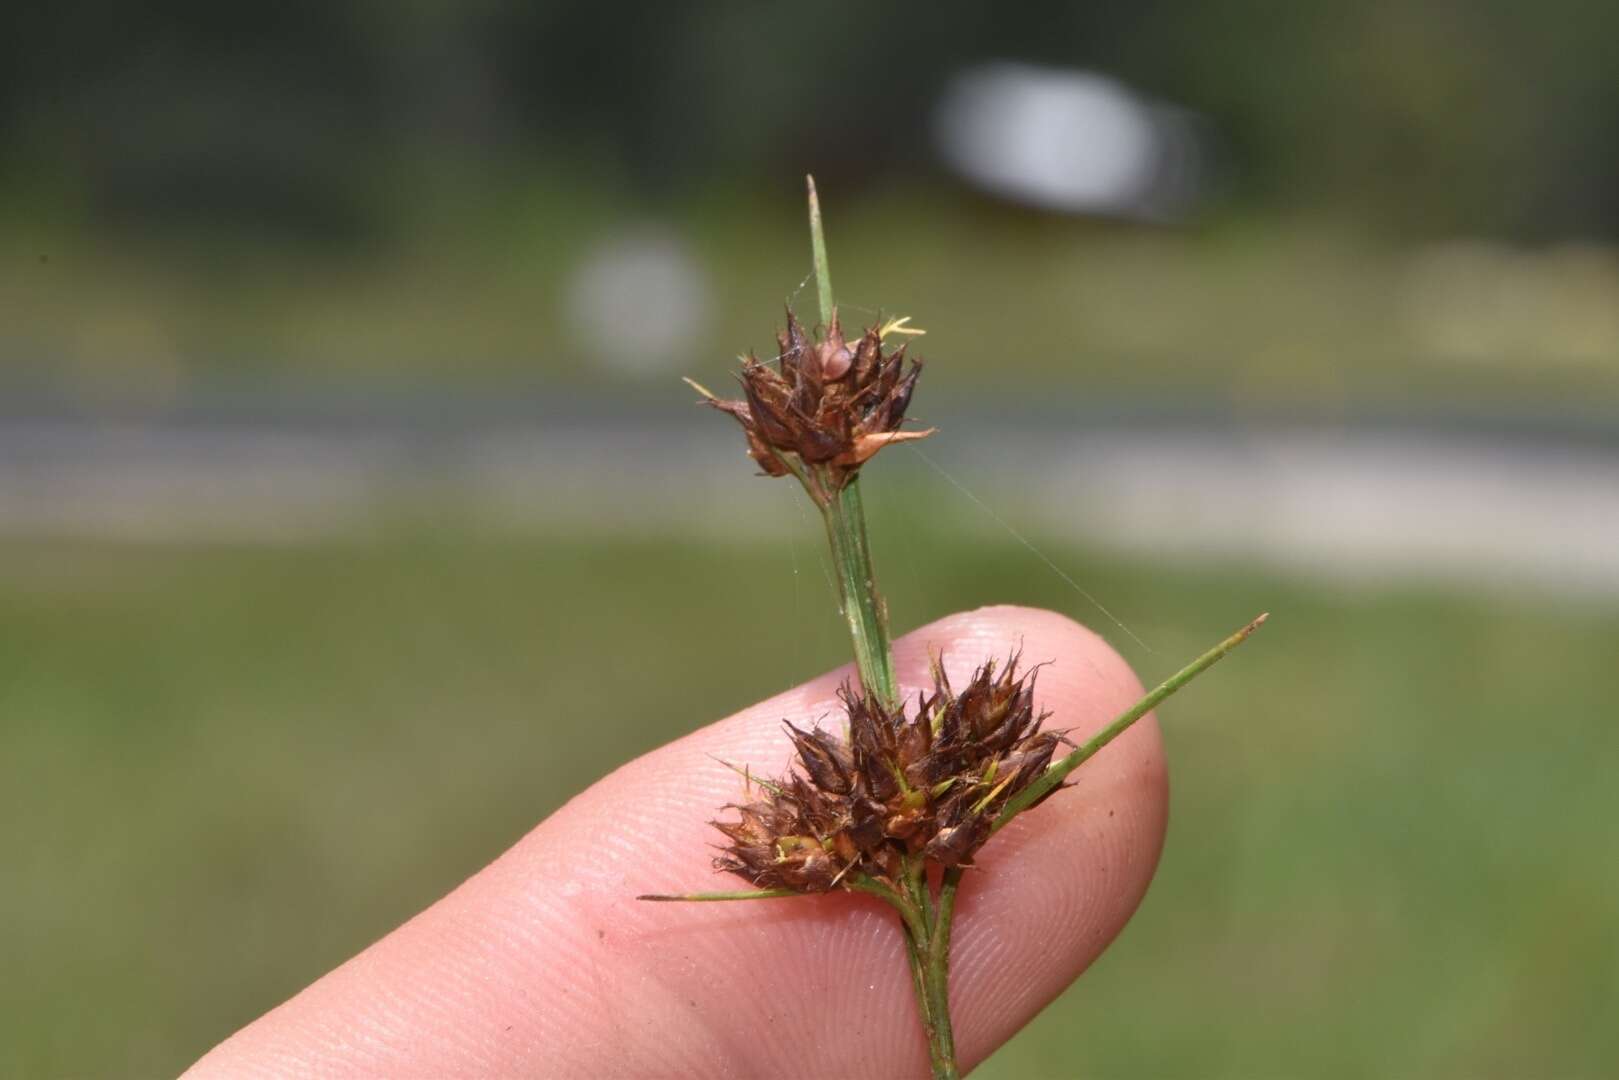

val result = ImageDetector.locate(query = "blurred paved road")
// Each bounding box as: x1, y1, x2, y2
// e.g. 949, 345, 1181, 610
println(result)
3, 385, 1617, 598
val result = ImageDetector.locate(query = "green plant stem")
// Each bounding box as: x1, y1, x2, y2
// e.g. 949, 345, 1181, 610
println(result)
820, 472, 899, 709
910, 918, 958, 1079
922, 868, 962, 1078
890, 867, 956, 1080
802, 176, 896, 706
902, 933, 939, 1069
807, 175, 952, 1078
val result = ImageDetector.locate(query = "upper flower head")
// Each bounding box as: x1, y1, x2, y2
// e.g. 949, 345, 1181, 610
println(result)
702, 308, 934, 495
711, 653, 1064, 893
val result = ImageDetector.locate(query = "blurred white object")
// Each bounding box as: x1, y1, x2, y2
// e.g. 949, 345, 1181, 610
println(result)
933, 62, 1205, 220
565, 225, 710, 374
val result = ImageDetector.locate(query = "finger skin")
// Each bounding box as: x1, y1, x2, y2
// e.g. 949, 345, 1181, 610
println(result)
188, 605, 1167, 1078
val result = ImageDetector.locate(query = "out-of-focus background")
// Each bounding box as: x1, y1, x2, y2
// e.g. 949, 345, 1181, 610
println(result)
4, 3, 1618, 1076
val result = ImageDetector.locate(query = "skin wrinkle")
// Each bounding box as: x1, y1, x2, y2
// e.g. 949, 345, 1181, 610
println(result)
955, 864, 1065, 1029
959, 872, 1076, 1033
622, 889, 920, 1078
411, 913, 537, 1042
516, 920, 609, 1047
641, 928, 770, 1072
410, 918, 523, 1053
188, 605, 1167, 1080
313, 966, 427, 1068
769, 912, 910, 1077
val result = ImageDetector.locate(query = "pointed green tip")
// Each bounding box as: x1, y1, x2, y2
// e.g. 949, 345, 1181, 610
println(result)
806, 174, 834, 326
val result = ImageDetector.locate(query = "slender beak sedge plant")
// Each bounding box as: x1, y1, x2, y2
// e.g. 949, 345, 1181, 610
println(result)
641, 177, 1267, 1080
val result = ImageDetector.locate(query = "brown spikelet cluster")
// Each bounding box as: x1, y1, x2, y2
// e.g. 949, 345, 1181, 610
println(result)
705, 309, 934, 493
713, 655, 1064, 893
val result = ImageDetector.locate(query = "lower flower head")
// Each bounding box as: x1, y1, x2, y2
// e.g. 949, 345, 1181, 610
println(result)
711, 653, 1063, 892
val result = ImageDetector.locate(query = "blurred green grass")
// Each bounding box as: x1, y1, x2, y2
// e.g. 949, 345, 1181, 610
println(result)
2, 525, 1615, 1077
10, 182, 1619, 413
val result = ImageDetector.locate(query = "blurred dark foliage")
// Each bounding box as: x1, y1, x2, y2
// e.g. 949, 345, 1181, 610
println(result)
6, 0, 1619, 241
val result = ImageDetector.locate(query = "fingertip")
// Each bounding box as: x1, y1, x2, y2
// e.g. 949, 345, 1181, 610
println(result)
192, 604, 1171, 1079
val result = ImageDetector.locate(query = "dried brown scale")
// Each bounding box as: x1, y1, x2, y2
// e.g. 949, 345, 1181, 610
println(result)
705, 308, 935, 494
711, 655, 1060, 892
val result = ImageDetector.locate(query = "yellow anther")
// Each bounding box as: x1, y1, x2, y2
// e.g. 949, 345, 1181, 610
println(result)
878, 316, 926, 339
